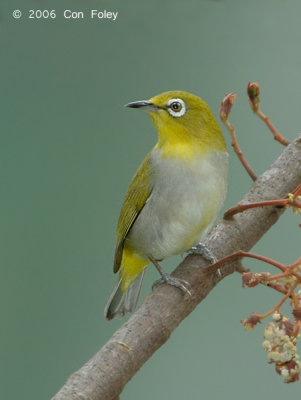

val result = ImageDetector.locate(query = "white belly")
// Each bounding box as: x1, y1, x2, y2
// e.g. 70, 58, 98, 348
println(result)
127, 148, 228, 260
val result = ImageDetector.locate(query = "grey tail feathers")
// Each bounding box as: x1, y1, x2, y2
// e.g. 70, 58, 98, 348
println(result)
104, 270, 145, 320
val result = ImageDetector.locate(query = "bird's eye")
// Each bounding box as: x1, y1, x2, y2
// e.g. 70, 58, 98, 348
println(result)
166, 98, 186, 118
171, 101, 182, 112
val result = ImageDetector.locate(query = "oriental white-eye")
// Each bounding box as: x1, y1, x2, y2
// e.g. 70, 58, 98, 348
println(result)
104, 90, 228, 320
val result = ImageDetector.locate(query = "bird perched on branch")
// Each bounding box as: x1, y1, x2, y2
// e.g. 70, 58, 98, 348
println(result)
105, 90, 228, 320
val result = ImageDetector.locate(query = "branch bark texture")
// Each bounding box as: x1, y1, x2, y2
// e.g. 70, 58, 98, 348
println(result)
52, 135, 301, 400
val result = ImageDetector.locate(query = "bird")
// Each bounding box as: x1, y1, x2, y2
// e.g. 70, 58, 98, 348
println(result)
104, 90, 228, 320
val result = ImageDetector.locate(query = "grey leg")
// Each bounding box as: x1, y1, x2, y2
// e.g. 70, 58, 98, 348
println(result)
150, 257, 191, 296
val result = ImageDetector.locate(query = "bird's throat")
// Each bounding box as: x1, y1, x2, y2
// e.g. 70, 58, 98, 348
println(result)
156, 129, 226, 161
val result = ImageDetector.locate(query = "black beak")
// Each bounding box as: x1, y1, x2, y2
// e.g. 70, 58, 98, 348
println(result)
124, 100, 158, 111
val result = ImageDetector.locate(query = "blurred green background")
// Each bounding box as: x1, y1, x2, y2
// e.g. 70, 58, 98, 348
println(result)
1, 0, 300, 398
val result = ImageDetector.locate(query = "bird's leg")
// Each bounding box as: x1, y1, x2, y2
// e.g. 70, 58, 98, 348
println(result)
188, 242, 221, 277
150, 257, 191, 296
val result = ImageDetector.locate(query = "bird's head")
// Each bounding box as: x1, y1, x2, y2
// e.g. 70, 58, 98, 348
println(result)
125, 90, 227, 156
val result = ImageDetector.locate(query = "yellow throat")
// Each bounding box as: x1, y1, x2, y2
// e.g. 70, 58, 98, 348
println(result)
146, 91, 227, 160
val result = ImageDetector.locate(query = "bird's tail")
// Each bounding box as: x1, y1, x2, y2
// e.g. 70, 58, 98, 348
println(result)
104, 270, 145, 320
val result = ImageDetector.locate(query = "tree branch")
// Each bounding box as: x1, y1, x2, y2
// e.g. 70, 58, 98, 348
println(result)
52, 134, 301, 400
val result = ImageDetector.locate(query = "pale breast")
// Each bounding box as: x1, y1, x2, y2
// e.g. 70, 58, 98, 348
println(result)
127, 148, 228, 260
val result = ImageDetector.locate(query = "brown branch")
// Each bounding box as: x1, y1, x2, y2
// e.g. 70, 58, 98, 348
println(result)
51, 135, 301, 400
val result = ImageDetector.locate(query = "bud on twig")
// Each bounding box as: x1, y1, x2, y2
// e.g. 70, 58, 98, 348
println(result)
247, 82, 260, 112
242, 271, 271, 288
219, 92, 237, 121
241, 313, 261, 330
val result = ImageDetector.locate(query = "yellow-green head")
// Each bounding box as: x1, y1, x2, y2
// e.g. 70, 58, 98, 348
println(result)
125, 90, 227, 160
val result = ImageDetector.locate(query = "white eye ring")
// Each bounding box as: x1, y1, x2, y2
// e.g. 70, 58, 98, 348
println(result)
166, 98, 186, 118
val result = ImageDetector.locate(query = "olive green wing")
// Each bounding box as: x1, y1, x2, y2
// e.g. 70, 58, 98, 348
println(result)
113, 152, 153, 273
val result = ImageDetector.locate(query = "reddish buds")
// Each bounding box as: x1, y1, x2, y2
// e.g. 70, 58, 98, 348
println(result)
241, 313, 261, 330
242, 271, 270, 288
219, 92, 237, 121
292, 308, 301, 321
247, 82, 260, 111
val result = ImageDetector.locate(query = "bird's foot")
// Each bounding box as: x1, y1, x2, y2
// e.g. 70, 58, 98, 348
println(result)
188, 242, 222, 277
150, 256, 191, 296
188, 242, 217, 264
152, 272, 191, 296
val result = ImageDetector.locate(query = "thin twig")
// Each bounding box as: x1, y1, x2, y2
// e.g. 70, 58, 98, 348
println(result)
247, 82, 290, 146
210, 252, 301, 283
259, 281, 298, 320
220, 93, 257, 181
208, 250, 287, 274
225, 119, 257, 181
265, 281, 291, 296
256, 109, 290, 146
224, 183, 301, 219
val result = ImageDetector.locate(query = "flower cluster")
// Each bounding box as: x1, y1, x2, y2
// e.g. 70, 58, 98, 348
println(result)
239, 264, 301, 383
262, 313, 301, 383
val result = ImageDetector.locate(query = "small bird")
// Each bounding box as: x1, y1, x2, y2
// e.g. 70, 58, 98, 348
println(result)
104, 91, 228, 320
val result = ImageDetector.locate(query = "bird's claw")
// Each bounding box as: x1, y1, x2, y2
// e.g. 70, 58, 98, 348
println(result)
152, 273, 191, 296
188, 242, 217, 264
188, 242, 223, 277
